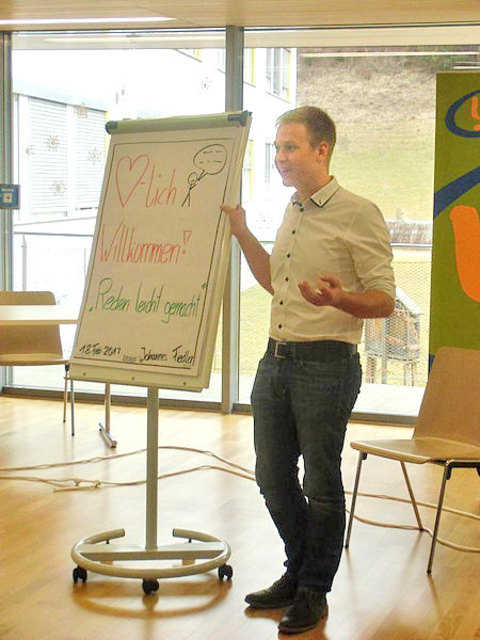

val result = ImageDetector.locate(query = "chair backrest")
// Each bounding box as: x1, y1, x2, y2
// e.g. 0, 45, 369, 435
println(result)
415, 346, 480, 447
0, 290, 63, 359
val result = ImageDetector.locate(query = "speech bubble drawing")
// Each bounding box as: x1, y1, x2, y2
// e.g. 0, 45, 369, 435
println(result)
181, 144, 229, 207
193, 144, 227, 179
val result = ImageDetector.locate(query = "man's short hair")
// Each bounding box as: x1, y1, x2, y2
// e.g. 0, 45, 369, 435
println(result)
276, 106, 336, 157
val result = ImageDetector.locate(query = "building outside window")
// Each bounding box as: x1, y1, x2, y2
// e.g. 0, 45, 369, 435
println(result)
244, 48, 256, 85
264, 142, 275, 186
265, 47, 291, 100
14, 96, 106, 221
179, 48, 202, 60
242, 139, 254, 200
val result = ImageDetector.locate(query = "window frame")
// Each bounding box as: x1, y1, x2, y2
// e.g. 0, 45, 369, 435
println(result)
3, 25, 480, 422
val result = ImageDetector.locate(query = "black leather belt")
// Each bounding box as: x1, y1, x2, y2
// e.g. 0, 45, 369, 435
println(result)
267, 338, 357, 361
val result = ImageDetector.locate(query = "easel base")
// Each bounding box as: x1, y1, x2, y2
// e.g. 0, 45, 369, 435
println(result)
71, 527, 232, 590
98, 423, 117, 448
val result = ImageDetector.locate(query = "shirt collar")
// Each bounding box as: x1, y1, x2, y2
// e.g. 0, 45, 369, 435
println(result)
309, 176, 339, 207
291, 176, 339, 209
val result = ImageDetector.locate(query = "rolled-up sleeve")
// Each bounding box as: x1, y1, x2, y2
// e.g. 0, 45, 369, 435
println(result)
346, 202, 396, 302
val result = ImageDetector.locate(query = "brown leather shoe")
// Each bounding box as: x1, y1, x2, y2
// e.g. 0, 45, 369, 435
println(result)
245, 573, 298, 609
278, 587, 328, 634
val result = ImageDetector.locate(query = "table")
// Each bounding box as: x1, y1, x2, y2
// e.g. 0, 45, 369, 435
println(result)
0, 304, 78, 325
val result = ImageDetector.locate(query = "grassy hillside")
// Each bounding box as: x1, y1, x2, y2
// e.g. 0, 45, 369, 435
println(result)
297, 52, 441, 221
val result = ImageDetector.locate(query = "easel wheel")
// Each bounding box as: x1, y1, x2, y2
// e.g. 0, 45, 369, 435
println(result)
218, 564, 233, 580
142, 578, 160, 594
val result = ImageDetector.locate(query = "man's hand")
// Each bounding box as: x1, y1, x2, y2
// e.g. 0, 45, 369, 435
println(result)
220, 204, 247, 239
298, 275, 341, 307
220, 203, 273, 294
298, 275, 395, 318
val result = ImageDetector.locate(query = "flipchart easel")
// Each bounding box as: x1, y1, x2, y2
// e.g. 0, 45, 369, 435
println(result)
69, 111, 251, 590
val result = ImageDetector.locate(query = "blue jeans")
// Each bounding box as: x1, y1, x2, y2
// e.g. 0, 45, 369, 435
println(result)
251, 347, 362, 593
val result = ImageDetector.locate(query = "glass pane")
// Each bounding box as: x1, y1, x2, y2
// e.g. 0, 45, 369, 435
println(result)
11, 31, 226, 401
240, 43, 480, 418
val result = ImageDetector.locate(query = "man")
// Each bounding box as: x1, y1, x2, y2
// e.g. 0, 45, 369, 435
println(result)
222, 106, 395, 635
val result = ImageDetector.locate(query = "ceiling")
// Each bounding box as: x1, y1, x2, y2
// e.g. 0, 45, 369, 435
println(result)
1, 0, 480, 31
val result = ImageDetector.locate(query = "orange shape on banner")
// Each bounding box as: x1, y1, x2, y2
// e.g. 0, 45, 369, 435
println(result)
472, 97, 480, 130
450, 205, 480, 302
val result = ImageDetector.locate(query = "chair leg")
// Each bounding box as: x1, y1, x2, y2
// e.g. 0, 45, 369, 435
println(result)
63, 364, 75, 436
70, 377, 75, 437
345, 451, 367, 548
427, 463, 450, 574
63, 365, 69, 422
400, 461, 424, 531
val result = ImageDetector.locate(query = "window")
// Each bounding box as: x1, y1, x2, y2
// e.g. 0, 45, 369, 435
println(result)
5, 29, 480, 421
244, 48, 256, 85
240, 41, 480, 419
264, 142, 276, 186
15, 96, 106, 221
217, 49, 225, 72
266, 47, 291, 99
218, 47, 256, 84
242, 139, 254, 201
10, 32, 226, 401
179, 48, 202, 61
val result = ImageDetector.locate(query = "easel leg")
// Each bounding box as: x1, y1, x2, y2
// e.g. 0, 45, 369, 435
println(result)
99, 383, 117, 448
146, 387, 159, 551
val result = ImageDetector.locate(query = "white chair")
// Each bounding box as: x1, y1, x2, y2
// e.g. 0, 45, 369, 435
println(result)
0, 290, 75, 435
345, 345, 480, 573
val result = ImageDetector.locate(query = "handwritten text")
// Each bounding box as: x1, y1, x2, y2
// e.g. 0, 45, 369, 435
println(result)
115, 154, 178, 208
98, 222, 184, 264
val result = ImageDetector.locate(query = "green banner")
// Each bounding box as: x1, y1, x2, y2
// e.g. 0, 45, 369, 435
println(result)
430, 72, 480, 357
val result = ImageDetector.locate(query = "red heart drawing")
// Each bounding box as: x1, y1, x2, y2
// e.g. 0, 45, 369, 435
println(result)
115, 154, 150, 207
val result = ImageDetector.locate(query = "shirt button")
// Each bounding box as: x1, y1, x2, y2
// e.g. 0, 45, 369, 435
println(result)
285, 277, 289, 282
279, 300, 284, 305
286, 253, 291, 258
278, 324, 282, 329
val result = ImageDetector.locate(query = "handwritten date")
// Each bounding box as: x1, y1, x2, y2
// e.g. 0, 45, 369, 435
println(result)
79, 343, 121, 358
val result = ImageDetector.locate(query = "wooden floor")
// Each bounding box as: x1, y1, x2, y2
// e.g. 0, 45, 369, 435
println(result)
0, 396, 479, 640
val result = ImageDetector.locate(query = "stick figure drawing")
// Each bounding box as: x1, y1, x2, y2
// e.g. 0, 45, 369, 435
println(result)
181, 144, 227, 206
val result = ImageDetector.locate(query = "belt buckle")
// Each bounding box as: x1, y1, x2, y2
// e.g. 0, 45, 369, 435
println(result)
274, 341, 288, 358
